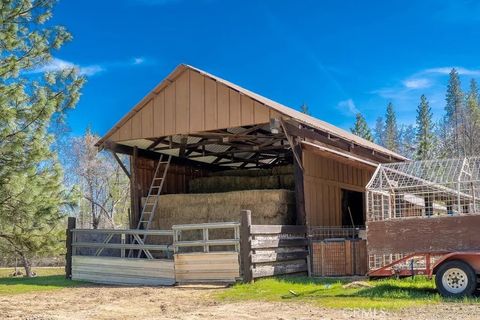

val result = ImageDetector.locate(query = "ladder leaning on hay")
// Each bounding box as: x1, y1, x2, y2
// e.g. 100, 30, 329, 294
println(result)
129, 154, 172, 258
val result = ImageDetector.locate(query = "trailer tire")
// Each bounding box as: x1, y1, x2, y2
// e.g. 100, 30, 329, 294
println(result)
435, 260, 476, 297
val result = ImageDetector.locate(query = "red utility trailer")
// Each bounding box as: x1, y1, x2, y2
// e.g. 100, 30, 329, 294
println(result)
365, 158, 480, 297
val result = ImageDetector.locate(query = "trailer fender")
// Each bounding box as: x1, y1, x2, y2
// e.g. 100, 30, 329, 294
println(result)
432, 252, 480, 276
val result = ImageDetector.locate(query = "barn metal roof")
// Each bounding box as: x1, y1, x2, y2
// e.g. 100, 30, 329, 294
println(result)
97, 64, 407, 164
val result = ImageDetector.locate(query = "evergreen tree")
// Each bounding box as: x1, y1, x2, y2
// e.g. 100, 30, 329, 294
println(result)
299, 102, 310, 115
374, 116, 385, 146
0, 0, 84, 276
384, 102, 400, 152
444, 68, 465, 156
415, 95, 435, 159
350, 113, 373, 142
399, 124, 416, 159
465, 79, 480, 156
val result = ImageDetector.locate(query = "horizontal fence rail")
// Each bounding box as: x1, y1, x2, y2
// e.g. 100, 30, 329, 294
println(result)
172, 222, 241, 283
71, 228, 174, 260
172, 222, 240, 253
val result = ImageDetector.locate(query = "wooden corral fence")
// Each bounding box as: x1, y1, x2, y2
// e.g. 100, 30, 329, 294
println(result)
172, 222, 240, 283
69, 227, 175, 285
65, 217, 241, 285
65, 213, 321, 285
240, 210, 309, 282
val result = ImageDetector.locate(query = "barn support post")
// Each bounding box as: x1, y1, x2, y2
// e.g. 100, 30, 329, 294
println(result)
293, 143, 306, 225
240, 210, 253, 283
130, 146, 139, 228
65, 216, 76, 279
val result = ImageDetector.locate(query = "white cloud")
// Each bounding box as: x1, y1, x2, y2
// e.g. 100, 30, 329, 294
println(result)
33, 58, 104, 76
336, 99, 359, 116
375, 65, 480, 100
403, 78, 431, 89
133, 57, 145, 65
31, 56, 152, 77
422, 66, 480, 76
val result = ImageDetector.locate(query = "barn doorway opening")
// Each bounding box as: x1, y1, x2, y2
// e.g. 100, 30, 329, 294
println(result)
341, 189, 365, 227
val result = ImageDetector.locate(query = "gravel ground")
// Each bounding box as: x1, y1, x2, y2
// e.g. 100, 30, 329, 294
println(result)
0, 285, 479, 320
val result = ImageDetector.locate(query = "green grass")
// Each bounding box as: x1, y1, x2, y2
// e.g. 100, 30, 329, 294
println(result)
0, 267, 84, 295
217, 276, 480, 310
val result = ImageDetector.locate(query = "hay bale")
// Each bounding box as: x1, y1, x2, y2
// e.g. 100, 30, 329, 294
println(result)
189, 172, 294, 193
145, 189, 296, 231
211, 165, 293, 177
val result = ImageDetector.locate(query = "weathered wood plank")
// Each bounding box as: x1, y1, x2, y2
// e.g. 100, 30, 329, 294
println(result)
251, 238, 308, 249
73, 256, 174, 269
252, 261, 308, 278
251, 251, 308, 263
174, 264, 239, 272
72, 266, 174, 279
367, 215, 480, 255
174, 252, 238, 265
174, 252, 240, 283
72, 272, 175, 286
65, 217, 76, 279
72, 256, 175, 286
250, 225, 307, 235
240, 210, 253, 283
175, 272, 239, 282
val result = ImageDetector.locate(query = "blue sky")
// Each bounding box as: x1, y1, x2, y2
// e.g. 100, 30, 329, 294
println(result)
48, 0, 480, 136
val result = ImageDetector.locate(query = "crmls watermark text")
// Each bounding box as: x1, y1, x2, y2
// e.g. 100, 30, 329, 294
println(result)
343, 308, 389, 319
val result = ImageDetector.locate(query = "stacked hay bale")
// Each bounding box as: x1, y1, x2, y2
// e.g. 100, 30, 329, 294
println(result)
147, 189, 295, 230
188, 165, 294, 193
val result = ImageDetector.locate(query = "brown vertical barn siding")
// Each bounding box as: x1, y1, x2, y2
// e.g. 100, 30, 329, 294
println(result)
135, 157, 210, 197
109, 69, 280, 142
302, 149, 374, 227
164, 81, 176, 135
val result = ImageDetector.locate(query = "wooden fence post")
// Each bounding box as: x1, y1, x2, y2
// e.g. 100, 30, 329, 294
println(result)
65, 216, 76, 279
240, 210, 253, 283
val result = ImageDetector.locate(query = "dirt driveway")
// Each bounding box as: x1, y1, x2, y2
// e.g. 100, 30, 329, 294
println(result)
0, 285, 478, 320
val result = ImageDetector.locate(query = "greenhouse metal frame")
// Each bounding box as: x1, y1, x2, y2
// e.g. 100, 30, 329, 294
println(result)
366, 157, 480, 222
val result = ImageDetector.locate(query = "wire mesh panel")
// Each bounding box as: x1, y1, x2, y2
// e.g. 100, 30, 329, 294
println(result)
308, 226, 368, 276
366, 157, 480, 221
366, 157, 480, 273
308, 227, 363, 241
310, 239, 367, 276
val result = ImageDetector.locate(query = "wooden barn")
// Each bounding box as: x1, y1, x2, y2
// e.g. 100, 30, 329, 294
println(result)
74, 64, 407, 282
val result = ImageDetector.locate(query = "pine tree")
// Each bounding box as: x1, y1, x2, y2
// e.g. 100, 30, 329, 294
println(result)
465, 79, 480, 156
350, 113, 373, 142
415, 95, 435, 160
299, 103, 310, 115
384, 102, 400, 152
374, 116, 385, 146
399, 124, 416, 159
444, 68, 465, 156
0, 1, 84, 276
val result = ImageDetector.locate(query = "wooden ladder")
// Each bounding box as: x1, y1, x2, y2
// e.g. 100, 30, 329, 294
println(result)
130, 154, 172, 258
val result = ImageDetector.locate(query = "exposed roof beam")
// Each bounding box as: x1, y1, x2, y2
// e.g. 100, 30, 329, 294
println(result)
102, 140, 224, 171
282, 120, 397, 163
110, 151, 131, 179
147, 136, 168, 150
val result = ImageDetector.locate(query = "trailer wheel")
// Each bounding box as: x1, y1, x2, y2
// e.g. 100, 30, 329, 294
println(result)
435, 260, 477, 297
